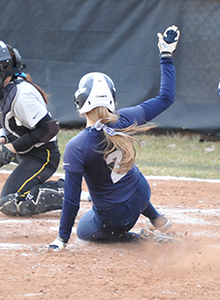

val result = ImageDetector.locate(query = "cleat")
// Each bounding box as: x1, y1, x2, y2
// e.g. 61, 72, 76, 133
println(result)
0, 193, 18, 208
0, 194, 20, 216
140, 227, 180, 244
0, 199, 19, 216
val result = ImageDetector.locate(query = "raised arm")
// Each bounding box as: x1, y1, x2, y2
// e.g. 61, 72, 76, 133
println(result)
116, 25, 180, 127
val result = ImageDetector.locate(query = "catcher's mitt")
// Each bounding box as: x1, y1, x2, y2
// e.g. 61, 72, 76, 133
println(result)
0, 144, 17, 167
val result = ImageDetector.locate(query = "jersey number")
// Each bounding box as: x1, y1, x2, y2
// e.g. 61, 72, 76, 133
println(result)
106, 150, 127, 183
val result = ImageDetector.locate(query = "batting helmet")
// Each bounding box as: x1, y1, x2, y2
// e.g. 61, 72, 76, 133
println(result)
74, 72, 116, 114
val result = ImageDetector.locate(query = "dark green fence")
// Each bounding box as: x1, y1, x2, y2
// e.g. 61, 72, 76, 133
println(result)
0, 0, 220, 136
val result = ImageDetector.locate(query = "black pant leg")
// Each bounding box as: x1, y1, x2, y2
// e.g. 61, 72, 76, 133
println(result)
1, 147, 60, 197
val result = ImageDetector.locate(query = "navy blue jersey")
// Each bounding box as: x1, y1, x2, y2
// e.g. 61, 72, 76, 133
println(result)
59, 58, 175, 238
64, 127, 142, 207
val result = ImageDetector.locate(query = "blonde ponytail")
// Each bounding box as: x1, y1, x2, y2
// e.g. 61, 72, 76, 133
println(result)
86, 107, 154, 174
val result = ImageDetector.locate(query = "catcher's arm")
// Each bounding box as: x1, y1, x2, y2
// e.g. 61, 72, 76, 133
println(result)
0, 144, 17, 167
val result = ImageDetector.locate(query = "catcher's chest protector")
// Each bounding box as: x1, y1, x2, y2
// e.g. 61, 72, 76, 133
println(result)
0, 79, 31, 141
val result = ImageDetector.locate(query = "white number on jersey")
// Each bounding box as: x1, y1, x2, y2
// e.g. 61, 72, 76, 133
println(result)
106, 150, 127, 183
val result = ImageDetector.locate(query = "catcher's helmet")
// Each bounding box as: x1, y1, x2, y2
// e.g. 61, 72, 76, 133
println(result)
74, 72, 116, 114
0, 41, 25, 90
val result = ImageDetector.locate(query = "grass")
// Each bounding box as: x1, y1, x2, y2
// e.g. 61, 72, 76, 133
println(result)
135, 133, 220, 179
2, 129, 220, 179
57, 129, 220, 179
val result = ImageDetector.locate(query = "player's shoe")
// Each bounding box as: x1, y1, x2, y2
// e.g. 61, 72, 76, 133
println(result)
0, 197, 21, 216
151, 215, 173, 233
140, 227, 180, 244
0, 193, 18, 209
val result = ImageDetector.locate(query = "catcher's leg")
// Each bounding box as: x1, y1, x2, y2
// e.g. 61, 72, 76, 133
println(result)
0, 179, 64, 216
1, 150, 60, 197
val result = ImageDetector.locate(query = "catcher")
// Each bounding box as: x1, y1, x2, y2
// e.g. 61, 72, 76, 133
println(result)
0, 41, 64, 216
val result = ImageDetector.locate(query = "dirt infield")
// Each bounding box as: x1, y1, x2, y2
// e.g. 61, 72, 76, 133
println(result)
0, 172, 220, 300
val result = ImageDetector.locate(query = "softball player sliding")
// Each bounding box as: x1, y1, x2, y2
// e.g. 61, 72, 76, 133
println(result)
0, 42, 64, 216
49, 25, 180, 249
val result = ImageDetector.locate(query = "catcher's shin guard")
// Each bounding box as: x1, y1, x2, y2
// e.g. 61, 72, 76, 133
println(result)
0, 179, 64, 216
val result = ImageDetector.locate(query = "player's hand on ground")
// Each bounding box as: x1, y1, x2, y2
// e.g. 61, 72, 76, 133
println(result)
48, 235, 67, 251
157, 25, 180, 57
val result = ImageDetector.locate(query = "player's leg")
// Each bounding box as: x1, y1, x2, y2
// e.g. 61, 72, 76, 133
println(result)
76, 208, 102, 240
140, 203, 179, 244
76, 177, 151, 242
1, 158, 54, 197
137, 174, 172, 232
136, 178, 178, 242
0, 147, 63, 216
141, 201, 172, 232
77, 209, 139, 242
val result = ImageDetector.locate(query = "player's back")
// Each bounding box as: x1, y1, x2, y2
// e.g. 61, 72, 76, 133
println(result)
64, 126, 141, 209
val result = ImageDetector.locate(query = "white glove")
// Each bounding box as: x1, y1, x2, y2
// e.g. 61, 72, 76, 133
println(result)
48, 235, 67, 251
157, 25, 180, 58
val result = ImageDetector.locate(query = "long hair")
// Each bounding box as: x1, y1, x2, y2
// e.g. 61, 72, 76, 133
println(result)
86, 106, 154, 174
7, 44, 48, 105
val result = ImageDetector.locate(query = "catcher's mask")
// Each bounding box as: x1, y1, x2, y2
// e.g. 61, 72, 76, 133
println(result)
0, 41, 26, 91
74, 72, 116, 114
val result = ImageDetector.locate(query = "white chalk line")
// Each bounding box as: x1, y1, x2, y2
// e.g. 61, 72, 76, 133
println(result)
1, 169, 220, 183
0, 243, 32, 250
0, 219, 60, 224
0, 170, 219, 250
0, 207, 220, 250
144, 175, 220, 183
